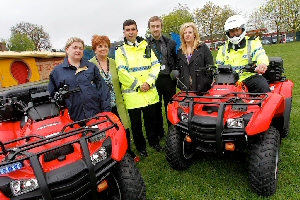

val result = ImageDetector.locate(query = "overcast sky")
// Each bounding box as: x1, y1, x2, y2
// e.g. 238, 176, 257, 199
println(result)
0, 0, 266, 49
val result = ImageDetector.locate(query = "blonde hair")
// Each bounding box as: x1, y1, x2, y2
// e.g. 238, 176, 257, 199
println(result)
65, 37, 85, 50
179, 22, 202, 55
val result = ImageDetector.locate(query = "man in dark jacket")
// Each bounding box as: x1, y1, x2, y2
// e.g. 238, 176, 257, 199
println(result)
48, 37, 111, 122
147, 16, 177, 139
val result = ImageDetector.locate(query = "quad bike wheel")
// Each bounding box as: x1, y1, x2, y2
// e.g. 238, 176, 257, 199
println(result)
165, 125, 195, 170
273, 117, 290, 139
99, 153, 146, 200
248, 126, 280, 197
281, 122, 290, 139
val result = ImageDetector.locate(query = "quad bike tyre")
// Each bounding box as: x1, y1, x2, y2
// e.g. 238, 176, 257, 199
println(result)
248, 126, 280, 197
100, 153, 146, 200
166, 125, 195, 170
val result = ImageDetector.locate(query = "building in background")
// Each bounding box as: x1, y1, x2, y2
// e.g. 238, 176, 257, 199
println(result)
0, 51, 65, 88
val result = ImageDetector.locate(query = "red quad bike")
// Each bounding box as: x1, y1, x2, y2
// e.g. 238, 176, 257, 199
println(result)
0, 84, 146, 200
166, 57, 293, 197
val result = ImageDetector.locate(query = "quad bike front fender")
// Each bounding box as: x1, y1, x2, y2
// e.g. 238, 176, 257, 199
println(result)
246, 93, 283, 136
0, 192, 9, 200
167, 101, 180, 125
100, 112, 128, 161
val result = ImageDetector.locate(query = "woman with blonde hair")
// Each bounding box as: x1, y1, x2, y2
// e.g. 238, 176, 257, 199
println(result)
176, 22, 214, 92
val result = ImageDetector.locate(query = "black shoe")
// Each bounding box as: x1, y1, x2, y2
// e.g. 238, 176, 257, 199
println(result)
139, 150, 148, 158
152, 144, 164, 152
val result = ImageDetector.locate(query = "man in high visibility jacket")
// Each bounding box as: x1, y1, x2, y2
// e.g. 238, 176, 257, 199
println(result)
115, 19, 164, 158
216, 15, 270, 93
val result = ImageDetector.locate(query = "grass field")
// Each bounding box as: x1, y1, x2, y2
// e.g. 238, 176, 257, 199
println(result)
134, 41, 300, 200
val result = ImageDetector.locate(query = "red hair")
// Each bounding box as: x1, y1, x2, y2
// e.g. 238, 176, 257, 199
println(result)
91, 35, 111, 51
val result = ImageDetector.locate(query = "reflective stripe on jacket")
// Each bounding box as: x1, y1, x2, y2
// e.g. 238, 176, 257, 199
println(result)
215, 36, 269, 82
115, 40, 160, 109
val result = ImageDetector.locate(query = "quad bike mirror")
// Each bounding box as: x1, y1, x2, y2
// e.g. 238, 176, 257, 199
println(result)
170, 70, 190, 95
170, 70, 180, 80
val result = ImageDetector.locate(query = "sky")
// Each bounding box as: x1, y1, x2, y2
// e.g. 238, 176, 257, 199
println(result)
0, 0, 266, 49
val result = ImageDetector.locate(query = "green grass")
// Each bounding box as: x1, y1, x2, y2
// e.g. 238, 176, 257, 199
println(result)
132, 41, 300, 200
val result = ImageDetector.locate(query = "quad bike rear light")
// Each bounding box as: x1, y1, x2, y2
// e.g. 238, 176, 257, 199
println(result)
0, 162, 23, 175
227, 118, 244, 129
10, 178, 39, 196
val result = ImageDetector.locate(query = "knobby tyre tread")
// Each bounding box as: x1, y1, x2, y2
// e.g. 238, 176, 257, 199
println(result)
165, 125, 194, 170
113, 153, 146, 200
248, 126, 280, 197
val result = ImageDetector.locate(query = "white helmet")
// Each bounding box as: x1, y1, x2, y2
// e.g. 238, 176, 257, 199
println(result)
224, 15, 246, 45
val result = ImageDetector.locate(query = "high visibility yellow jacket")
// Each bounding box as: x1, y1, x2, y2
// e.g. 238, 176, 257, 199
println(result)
115, 38, 160, 109
216, 36, 269, 82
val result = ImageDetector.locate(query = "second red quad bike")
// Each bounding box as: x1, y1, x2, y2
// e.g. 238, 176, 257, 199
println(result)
0, 84, 146, 200
166, 57, 293, 197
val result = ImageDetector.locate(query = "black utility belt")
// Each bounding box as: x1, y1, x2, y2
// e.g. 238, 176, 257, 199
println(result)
158, 73, 170, 76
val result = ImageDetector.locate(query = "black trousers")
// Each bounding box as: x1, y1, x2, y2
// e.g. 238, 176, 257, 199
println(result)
155, 74, 177, 137
128, 103, 159, 152
243, 74, 271, 93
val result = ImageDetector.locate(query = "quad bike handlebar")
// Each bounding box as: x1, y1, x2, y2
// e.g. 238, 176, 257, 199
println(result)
170, 63, 257, 91
53, 85, 81, 105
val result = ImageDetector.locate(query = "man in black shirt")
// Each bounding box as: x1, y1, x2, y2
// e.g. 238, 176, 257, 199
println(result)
147, 16, 177, 139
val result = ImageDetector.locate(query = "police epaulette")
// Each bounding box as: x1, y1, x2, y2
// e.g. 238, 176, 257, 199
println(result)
115, 44, 124, 50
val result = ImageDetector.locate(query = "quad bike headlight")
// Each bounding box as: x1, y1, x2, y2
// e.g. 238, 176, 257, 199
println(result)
227, 118, 244, 129
10, 178, 39, 197
180, 112, 189, 123
91, 147, 107, 165
178, 108, 189, 123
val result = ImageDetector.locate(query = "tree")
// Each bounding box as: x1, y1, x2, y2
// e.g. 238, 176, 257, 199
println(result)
262, 0, 286, 43
280, 0, 300, 40
194, 1, 236, 49
11, 22, 52, 51
8, 33, 35, 51
161, 4, 194, 36
248, 7, 268, 31
247, 7, 269, 39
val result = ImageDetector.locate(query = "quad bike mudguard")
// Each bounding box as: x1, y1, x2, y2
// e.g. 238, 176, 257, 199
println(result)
246, 93, 283, 135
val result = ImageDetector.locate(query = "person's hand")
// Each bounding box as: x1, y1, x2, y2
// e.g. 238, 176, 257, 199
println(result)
255, 63, 268, 74
141, 82, 150, 92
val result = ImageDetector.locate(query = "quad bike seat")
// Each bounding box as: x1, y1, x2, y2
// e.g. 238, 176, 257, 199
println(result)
27, 91, 59, 121
0, 83, 50, 122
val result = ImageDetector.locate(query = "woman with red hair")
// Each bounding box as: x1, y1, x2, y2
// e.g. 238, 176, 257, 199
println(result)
89, 35, 140, 162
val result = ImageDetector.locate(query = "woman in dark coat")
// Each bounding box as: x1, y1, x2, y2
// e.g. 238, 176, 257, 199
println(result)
176, 22, 214, 92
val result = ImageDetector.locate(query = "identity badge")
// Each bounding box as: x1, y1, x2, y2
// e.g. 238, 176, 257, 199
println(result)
161, 65, 166, 71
